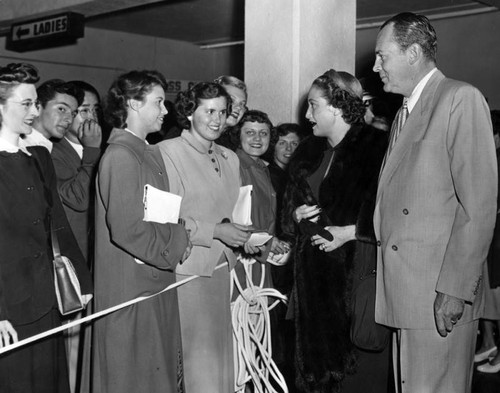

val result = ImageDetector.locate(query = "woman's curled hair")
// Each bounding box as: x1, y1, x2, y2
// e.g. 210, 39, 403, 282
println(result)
0, 63, 39, 103
0, 63, 40, 127
175, 82, 231, 130
105, 70, 167, 129
228, 109, 277, 151
312, 69, 366, 125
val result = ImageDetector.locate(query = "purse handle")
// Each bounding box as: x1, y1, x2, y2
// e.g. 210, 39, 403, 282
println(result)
49, 217, 62, 259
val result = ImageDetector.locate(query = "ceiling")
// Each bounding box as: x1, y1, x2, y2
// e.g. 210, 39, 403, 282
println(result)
85, 0, 498, 45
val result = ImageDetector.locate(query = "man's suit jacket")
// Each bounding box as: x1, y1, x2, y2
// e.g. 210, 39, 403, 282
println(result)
51, 137, 100, 260
374, 70, 497, 329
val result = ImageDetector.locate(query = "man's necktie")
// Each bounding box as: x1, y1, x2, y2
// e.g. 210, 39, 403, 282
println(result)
386, 99, 408, 157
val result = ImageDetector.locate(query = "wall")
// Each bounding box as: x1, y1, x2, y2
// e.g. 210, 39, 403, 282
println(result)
0, 10, 499, 109
356, 10, 500, 110
0, 26, 242, 99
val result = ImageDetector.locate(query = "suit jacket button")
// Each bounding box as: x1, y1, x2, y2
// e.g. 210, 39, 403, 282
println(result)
402, 209, 409, 215
392, 245, 398, 251
162, 250, 169, 257
376, 240, 381, 247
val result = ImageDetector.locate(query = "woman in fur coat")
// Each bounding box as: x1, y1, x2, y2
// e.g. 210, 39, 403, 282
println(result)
282, 70, 390, 393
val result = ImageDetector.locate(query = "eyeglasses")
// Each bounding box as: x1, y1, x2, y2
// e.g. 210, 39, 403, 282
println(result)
77, 107, 101, 120
7, 99, 40, 111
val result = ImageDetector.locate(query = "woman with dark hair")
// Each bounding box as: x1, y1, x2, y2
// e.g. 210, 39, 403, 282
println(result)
92, 70, 191, 393
159, 82, 252, 393
228, 110, 289, 286
267, 123, 302, 235
0, 62, 92, 392
282, 70, 389, 392
265, 122, 303, 391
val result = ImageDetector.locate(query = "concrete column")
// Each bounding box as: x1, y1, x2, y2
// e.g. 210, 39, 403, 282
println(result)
245, 0, 356, 124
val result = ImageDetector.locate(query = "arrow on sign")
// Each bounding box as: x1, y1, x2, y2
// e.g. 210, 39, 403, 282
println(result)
16, 27, 30, 40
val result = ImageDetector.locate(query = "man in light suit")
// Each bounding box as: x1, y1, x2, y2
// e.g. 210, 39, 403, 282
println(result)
373, 12, 497, 393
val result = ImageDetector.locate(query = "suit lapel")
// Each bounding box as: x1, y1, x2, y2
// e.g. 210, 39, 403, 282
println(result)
377, 70, 445, 197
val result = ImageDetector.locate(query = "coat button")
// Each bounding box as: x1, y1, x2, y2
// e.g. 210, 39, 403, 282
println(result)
33, 218, 41, 225
27, 186, 35, 191
376, 240, 381, 247
34, 251, 42, 258
392, 245, 398, 251
161, 250, 169, 257
402, 209, 409, 215
158, 171, 163, 175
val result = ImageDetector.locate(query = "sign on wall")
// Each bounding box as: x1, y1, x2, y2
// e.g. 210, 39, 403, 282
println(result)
164, 80, 201, 100
6, 12, 84, 52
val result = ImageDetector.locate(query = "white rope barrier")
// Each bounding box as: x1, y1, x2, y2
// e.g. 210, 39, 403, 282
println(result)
0, 262, 228, 355
231, 257, 289, 393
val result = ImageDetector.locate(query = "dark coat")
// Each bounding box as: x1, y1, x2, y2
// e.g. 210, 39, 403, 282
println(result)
51, 137, 101, 260
282, 125, 387, 392
0, 146, 92, 325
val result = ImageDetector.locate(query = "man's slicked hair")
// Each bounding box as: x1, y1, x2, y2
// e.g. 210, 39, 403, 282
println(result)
382, 12, 438, 63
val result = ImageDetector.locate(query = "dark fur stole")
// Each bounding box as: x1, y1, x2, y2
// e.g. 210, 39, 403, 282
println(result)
282, 125, 388, 392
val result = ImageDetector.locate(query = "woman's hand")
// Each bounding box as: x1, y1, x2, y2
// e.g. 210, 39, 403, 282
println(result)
243, 242, 263, 255
214, 223, 251, 248
0, 320, 17, 348
293, 204, 321, 223
311, 225, 356, 252
270, 237, 290, 255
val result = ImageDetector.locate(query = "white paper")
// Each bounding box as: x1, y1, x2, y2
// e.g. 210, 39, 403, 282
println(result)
232, 185, 253, 226
247, 232, 273, 247
143, 184, 182, 224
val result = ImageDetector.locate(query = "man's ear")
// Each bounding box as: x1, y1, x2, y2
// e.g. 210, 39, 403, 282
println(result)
407, 43, 422, 65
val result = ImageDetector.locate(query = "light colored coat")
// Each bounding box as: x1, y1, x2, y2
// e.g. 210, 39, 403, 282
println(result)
159, 130, 240, 393
92, 129, 188, 393
374, 70, 497, 329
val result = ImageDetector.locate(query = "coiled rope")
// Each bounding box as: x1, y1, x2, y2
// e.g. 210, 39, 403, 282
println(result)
231, 256, 289, 393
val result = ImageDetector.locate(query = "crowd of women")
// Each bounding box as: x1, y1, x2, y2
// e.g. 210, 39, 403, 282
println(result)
0, 60, 403, 393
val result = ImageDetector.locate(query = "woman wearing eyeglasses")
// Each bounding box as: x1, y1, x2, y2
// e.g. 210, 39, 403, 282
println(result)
0, 63, 93, 392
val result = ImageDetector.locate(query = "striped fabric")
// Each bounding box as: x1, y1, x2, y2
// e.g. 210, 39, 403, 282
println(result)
387, 99, 408, 157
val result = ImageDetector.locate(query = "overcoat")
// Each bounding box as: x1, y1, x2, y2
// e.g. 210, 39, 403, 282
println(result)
0, 145, 92, 392
374, 70, 498, 329
51, 137, 101, 259
159, 130, 240, 393
92, 129, 188, 393
282, 125, 387, 392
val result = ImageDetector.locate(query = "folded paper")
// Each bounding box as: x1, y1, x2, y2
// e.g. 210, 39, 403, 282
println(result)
143, 184, 182, 224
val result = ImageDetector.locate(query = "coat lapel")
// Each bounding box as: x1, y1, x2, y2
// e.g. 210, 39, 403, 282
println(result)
377, 70, 445, 198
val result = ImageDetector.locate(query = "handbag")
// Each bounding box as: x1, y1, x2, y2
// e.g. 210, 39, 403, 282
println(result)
50, 218, 84, 316
350, 241, 391, 351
